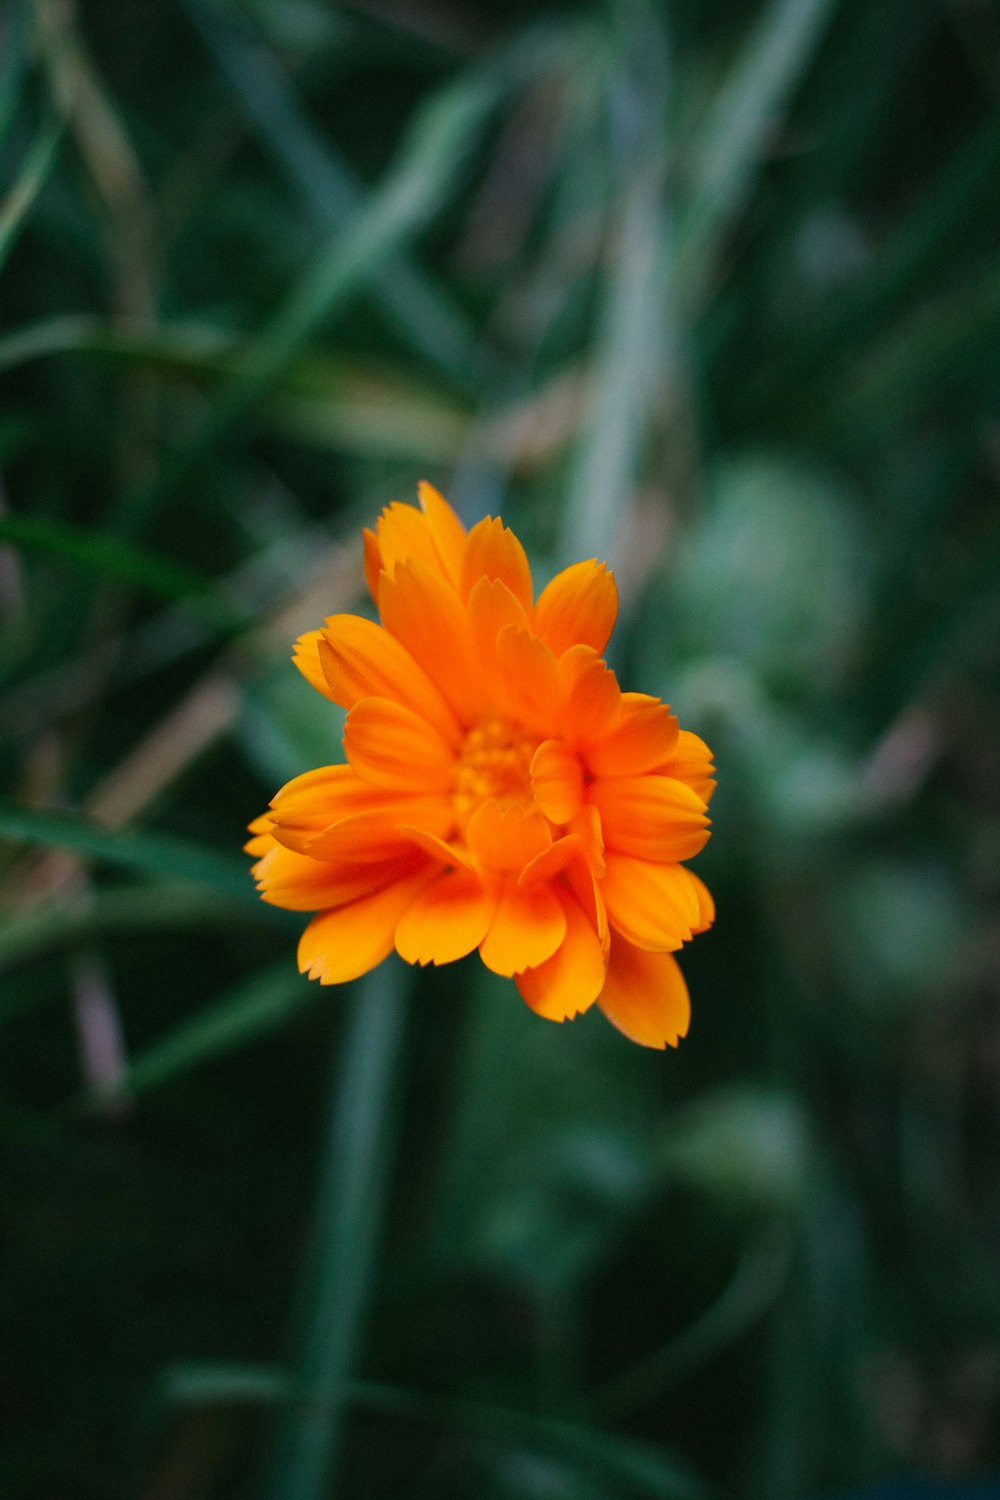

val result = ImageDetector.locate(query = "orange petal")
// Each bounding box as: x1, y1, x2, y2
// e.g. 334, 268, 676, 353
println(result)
530, 739, 583, 824
587, 696, 679, 777
479, 878, 566, 976
363, 528, 382, 602
533, 559, 618, 657
567, 803, 606, 877
601, 854, 702, 951
460, 515, 533, 611
245, 813, 275, 856
589, 774, 710, 861
687, 870, 716, 933
374, 500, 454, 584
417, 480, 466, 587
270, 765, 386, 851
597, 938, 691, 1048
298, 868, 436, 985
305, 802, 453, 862
657, 730, 717, 804
466, 799, 552, 873
292, 629, 337, 699
497, 625, 564, 732
562, 646, 621, 742
344, 696, 455, 791
396, 825, 472, 869
565, 856, 609, 946
379, 558, 484, 722
395, 867, 499, 965
515, 887, 606, 1021
317, 614, 460, 745
519, 832, 584, 887
466, 575, 531, 680
251, 835, 424, 912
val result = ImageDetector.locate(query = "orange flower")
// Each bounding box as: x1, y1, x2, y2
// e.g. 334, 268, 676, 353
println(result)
246, 483, 715, 1048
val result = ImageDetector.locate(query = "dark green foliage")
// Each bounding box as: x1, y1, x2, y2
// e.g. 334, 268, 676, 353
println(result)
1, 1, 998, 1497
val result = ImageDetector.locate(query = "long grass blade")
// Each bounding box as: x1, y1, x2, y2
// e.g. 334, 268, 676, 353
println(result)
117, 60, 505, 535
0, 883, 270, 981
349, 1381, 713, 1500
82, 959, 309, 1102
181, 0, 491, 388
153, 1364, 710, 1497
0, 2, 30, 149
0, 116, 62, 276
675, 0, 837, 301
0, 317, 473, 462
0, 799, 254, 900
562, 5, 674, 575
0, 513, 204, 600
266, 961, 410, 1500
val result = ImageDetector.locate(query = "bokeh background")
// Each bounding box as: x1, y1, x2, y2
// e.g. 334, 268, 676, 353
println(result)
2, 1, 1000, 1497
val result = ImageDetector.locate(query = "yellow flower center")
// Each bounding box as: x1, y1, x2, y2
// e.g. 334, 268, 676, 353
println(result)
452, 715, 536, 829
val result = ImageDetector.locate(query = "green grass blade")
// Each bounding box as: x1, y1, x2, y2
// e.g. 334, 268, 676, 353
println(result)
182, 0, 491, 388
266, 961, 410, 1500
151, 1364, 711, 1498
675, 0, 837, 300
563, 173, 671, 570
119, 53, 508, 535
0, 883, 275, 983
0, 513, 249, 636
0, 2, 30, 149
0, 314, 103, 372
157, 1362, 289, 1407
0, 116, 62, 276
0, 318, 473, 462
0, 513, 205, 599
348, 1383, 713, 1500
83, 959, 310, 1102
562, 7, 674, 572
0, 799, 254, 900
818, 256, 1000, 442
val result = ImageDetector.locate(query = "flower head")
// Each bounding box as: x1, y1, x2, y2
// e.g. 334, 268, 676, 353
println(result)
247, 483, 715, 1048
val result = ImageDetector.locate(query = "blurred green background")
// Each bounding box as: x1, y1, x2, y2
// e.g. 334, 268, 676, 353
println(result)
2, 0, 999, 1497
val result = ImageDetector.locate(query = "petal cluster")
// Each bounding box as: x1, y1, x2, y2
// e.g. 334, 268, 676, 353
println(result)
247, 483, 715, 1048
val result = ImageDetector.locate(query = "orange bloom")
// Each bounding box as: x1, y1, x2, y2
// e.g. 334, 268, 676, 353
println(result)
246, 483, 715, 1048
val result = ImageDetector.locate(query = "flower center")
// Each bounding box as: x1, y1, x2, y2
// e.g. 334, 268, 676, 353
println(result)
452, 715, 536, 829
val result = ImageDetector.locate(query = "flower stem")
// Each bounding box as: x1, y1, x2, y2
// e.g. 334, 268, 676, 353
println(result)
265, 960, 410, 1500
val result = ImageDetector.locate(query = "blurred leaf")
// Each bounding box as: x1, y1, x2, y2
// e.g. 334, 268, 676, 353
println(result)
88, 958, 309, 1101
562, 5, 673, 570
595, 1232, 793, 1418
765, 118, 1000, 414
155, 1363, 712, 1499
659, 1087, 811, 1218
0, 317, 474, 461
827, 257, 1000, 441
157, 1360, 288, 1407
352, 1383, 712, 1500
0, 882, 271, 982
432, 969, 661, 1293
675, 0, 837, 301
266, 963, 410, 1500
671, 456, 868, 694
0, 115, 62, 276
0, 799, 254, 899
0, 513, 241, 626
831, 859, 968, 1016
182, 0, 494, 387
0, 3, 30, 148
240, 665, 346, 785
121, 35, 514, 533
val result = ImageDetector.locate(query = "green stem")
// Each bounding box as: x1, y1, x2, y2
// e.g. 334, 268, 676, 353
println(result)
265, 960, 410, 1500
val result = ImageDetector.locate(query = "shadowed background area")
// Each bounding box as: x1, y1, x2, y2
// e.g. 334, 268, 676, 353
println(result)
1, 1, 999, 1497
